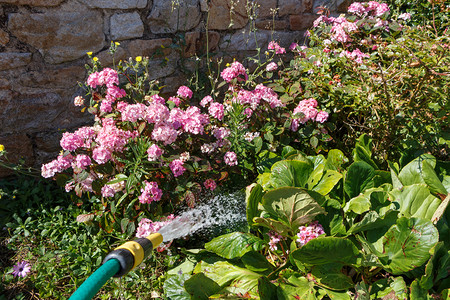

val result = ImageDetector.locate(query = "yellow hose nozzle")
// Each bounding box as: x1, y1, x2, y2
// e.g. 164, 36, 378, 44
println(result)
146, 233, 163, 249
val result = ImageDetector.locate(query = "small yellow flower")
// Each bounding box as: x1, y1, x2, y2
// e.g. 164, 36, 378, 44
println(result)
0, 144, 4, 152
136, 56, 142, 62
93, 57, 98, 62
114, 42, 120, 46
87, 51, 93, 56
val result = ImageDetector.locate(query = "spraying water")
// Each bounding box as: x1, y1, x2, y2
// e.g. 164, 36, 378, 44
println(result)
158, 191, 247, 242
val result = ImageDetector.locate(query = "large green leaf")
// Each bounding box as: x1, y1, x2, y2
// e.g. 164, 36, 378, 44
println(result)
310, 263, 354, 291
325, 149, 348, 172
389, 184, 441, 220
344, 161, 375, 198
352, 138, 378, 169
277, 276, 317, 300
290, 237, 359, 266
306, 163, 325, 190
262, 187, 326, 230
344, 194, 371, 215
205, 232, 265, 259
184, 273, 222, 300
258, 276, 277, 299
252, 216, 292, 236
194, 261, 262, 295
312, 170, 343, 196
246, 183, 263, 226
269, 160, 314, 189
163, 273, 191, 300
377, 217, 439, 274
398, 155, 447, 195
241, 251, 273, 274
348, 210, 398, 234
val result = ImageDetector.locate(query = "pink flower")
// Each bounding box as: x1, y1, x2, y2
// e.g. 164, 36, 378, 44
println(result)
170, 159, 186, 177
213, 127, 230, 140
138, 181, 162, 203
267, 231, 283, 251
74, 96, 84, 106
60, 132, 84, 151
101, 184, 115, 198
266, 62, 278, 72
398, 13, 411, 21
200, 95, 213, 107
289, 43, 299, 51
152, 123, 178, 145
92, 146, 112, 164
220, 61, 248, 83
41, 154, 74, 178
121, 103, 147, 122
136, 215, 175, 238
296, 221, 325, 246
148, 94, 166, 104
208, 102, 224, 121
315, 111, 329, 123
244, 108, 253, 118
75, 154, 91, 170
268, 41, 286, 54
169, 96, 181, 106
181, 106, 209, 135
12, 261, 31, 277
203, 179, 217, 191
224, 151, 238, 166
177, 86, 193, 99
147, 144, 163, 161
146, 102, 170, 124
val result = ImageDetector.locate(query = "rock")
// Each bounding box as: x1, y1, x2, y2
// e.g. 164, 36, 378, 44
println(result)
207, 0, 248, 30
199, 0, 208, 11
161, 75, 188, 95
254, 0, 277, 18
147, 0, 201, 34
182, 31, 220, 57
337, 0, 351, 12
147, 52, 179, 80
313, 0, 336, 13
0, 133, 34, 177
0, 0, 63, 6
271, 31, 304, 48
78, 0, 147, 9
127, 38, 172, 58
255, 19, 289, 30
96, 47, 128, 66
17, 66, 85, 88
0, 53, 32, 71
278, 0, 305, 17
8, 10, 105, 64
289, 14, 318, 31
110, 12, 144, 41
0, 28, 9, 46
220, 30, 269, 52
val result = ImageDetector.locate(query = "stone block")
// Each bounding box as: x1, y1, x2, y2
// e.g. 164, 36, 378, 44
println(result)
220, 30, 269, 52
255, 19, 289, 30
254, 0, 277, 18
147, 52, 179, 80
182, 31, 220, 57
161, 75, 188, 95
0, 133, 34, 177
279, 0, 305, 17
8, 10, 105, 64
147, 0, 201, 34
17, 66, 85, 89
0, 53, 32, 71
207, 0, 248, 30
79, 0, 147, 9
110, 12, 144, 41
127, 38, 172, 59
96, 47, 128, 67
289, 14, 318, 31
0, 29, 9, 46
0, 0, 63, 6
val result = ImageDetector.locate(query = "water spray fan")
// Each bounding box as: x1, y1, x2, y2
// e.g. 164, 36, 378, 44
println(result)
69, 233, 163, 300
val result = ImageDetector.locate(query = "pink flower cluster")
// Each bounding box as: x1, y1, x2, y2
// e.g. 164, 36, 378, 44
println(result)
87, 68, 126, 113
101, 180, 125, 198
170, 159, 186, 177
220, 61, 248, 83
330, 17, 358, 43
147, 144, 163, 161
340, 48, 370, 64
177, 86, 193, 99
203, 179, 217, 191
291, 98, 329, 131
138, 181, 162, 204
296, 221, 325, 246
348, 1, 390, 17
234, 84, 283, 112
224, 151, 238, 166
266, 62, 278, 72
41, 154, 74, 178
136, 214, 175, 238
268, 41, 286, 54
267, 231, 284, 251
208, 102, 225, 121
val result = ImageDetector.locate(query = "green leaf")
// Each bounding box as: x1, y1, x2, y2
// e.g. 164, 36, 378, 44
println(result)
348, 210, 398, 234
252, 217, 292, 236
205, 232, 265, 259
269, 160, 314, 189
262, 187, 326, 230
344, 161, 375, 198
163, 273, 191, 300
310, 263, 353, 290
258, 276, 277, 299
325, 149, 348, 172
184, 273, 222, 300
277, 276, 317, 300
353, 144, 377, 170
246, 183, 263, 226
410, 279, 431, 300
378, 217, 439, 274
291, 237, 359, 266
389, 184, 441, 220
241, 251, 273, 274
344, 194, 371, 215
306, 163, 324, 190
312, 170, 343, 196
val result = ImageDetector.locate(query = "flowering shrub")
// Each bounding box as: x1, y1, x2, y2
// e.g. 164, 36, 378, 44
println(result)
273, 0, 449, 160
42, 41, 329, 232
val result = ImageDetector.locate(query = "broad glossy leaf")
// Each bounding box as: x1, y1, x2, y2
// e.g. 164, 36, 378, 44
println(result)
321, 288, 352, 300
252, 217, 292, 236
312, 170, 343, 196
310, 263, 353, 290
325, 149, 348, 172
241, 251, 273, 274
205, 232, 265, 259
257, 276, 277, 299
184, 273, 222, 300
163, 273, 191, 300
306, 163, 324, 190
262, 187, 326, 229
257, 172, 272, 190
369, 279, 393, 299
246, 183, 263, 226
353, 144, 377, 170
269, 160, 314, 189
344, 194, 371, 214
291, 237, 359, 266
277, 276, 317, 300
348, 210, 398, 234
389, 184, 441, 220
410, 279, 431, 300
344, 161, 375, 198
379, 217, 439, 274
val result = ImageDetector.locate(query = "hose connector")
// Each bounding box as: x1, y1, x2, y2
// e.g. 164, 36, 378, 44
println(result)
102, 233, 163, 277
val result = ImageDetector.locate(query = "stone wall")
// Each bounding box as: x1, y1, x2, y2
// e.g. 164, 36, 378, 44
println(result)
0, 0, 351, 176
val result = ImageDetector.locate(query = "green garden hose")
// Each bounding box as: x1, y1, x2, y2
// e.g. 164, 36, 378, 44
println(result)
69, 233, 163, 300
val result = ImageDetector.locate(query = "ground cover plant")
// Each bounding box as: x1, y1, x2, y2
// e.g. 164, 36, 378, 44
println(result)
1, 0, 449, 298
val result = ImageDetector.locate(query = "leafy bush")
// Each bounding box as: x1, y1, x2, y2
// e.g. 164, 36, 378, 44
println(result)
164, 135, 450, 299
